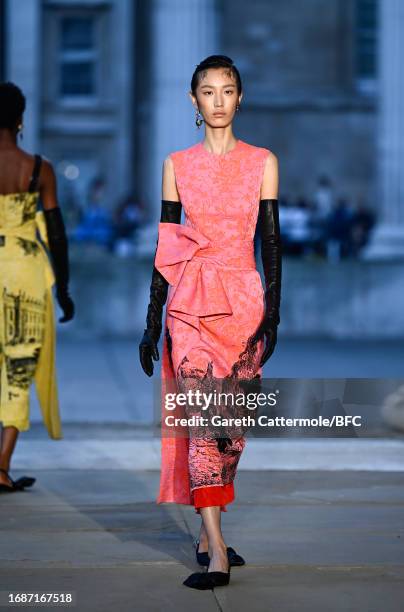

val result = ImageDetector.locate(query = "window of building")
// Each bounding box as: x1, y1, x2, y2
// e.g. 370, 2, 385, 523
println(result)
355, 0, 378, 93
59, 16, 97, 97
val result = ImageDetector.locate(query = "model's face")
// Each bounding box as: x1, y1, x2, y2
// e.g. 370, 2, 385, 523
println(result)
190, 68, 242, 127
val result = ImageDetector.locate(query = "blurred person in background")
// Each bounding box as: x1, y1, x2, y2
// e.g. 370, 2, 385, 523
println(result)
350, 196, 376, 257
72, 177, 114, 250
280, 196, 311, 256
113, 192, 144, 257
326, 196, 355, 261
139, 55, 282, 590
0, 82, 74, 493
313, 174, 334, 220
312, 175, 334, 253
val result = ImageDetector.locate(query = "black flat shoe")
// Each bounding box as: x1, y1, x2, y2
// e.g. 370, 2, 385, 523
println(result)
183, 566, 231, 590
195, 539, 246, 567
13, 476, 36, 488
0, 483, 17, 493
0, 468, 35, 493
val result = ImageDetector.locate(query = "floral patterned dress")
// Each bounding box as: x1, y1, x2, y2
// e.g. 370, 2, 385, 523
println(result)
155, 139, 270, 513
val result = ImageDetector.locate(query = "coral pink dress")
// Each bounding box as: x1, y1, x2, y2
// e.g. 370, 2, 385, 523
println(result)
155, 139, 270, 513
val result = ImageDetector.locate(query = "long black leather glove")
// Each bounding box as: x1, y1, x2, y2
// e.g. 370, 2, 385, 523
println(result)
252, 198, 282, 366
139, 200, 182, 377
44, 207, 75, 323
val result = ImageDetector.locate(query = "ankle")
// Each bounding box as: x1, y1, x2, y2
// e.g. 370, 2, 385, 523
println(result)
207, 547, 229, 573
0, 455, 10, 472
208, 541, 227, 556
198, 527, 208, 544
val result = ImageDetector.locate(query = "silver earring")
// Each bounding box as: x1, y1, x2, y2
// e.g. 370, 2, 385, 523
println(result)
195, 109, 203, 129
17, 123, 23, 140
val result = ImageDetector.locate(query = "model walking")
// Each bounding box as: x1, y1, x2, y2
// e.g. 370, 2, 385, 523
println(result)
0, 82, 74, 493
139, 55, 281, 589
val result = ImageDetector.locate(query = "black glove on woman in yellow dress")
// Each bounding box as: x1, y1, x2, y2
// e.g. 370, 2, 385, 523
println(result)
44, 207, 75, 323
252, 198, 282, 367
139, 200, 182, 377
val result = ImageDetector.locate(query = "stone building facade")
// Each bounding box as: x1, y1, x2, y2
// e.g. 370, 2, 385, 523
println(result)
2, 1, 404, 258
0, 0, 379, 217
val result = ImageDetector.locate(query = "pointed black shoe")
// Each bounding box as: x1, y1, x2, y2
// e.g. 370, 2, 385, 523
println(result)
195, 539, 245, 567
183, 565, 231, 590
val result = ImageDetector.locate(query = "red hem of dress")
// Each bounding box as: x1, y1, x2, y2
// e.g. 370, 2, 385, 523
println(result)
192, 482, 235, 514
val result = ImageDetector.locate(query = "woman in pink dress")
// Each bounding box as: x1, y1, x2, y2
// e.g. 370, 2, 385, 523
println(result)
139, 55, 281, 590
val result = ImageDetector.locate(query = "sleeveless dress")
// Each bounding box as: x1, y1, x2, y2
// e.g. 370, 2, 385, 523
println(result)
0, 156, 62, 438
155, 139, 270, 513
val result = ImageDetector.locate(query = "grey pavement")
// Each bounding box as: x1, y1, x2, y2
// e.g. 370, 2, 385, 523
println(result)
10, 436, 404, 471
1, 470, 403, 611
2, 337, 404, 610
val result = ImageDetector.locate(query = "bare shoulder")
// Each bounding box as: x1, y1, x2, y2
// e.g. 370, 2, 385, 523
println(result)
37, 156, 59, 210
36, 157, 57, 198
162, 154, 180, 200
163, 154, 175, 171
260, 149, 279, 199
162, 154, 176, 182
20, 150, 53, 177
263, 148, 278, 169
40, 156, 56, 182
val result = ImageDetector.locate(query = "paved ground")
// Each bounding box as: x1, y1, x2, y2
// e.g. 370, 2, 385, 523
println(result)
2, 338, 404, 610
0, 469, 403, 611
9, 434, 404, 471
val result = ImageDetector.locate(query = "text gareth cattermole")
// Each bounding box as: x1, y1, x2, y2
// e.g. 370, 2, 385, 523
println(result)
164, 390, 278, 411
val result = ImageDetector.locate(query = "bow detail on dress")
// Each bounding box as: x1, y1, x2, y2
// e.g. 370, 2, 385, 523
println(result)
155, 222, 233, 331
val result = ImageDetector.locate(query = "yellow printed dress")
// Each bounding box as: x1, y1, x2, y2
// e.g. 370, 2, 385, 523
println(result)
0, 184, 62, 438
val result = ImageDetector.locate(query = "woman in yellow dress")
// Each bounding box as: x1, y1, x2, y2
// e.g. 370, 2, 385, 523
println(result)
0, 82, 74, 493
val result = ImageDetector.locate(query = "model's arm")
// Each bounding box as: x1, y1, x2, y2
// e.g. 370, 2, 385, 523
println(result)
139, 156, 183, 377
40, 158, 58, 210
40, 158, 75, 323
162, 155, 180, 201
260, 152, 279, 200
253, 151, 282, 366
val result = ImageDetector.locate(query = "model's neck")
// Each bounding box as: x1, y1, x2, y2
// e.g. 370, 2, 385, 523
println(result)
0, 129, 18, 149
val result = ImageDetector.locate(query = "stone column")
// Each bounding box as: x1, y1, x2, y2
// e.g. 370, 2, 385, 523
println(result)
137, 0, 219, 256
6, 0, 41, 154
361, 0, 404, 259
114, 0, 135, 205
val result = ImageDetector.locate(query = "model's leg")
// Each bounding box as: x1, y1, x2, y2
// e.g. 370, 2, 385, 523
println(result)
177, 350, 230, 571
199, 505, 229, 573
198, 510, 222, 552
0, 425, 19, 486
198, 520, 209, 552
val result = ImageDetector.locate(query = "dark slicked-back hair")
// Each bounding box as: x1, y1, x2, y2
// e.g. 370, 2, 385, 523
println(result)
190, 55, 242, 97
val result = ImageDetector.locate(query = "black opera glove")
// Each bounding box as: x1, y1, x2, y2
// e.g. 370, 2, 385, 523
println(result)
43, 207, 75, 323
252, 198, 282, 367
139, 200, 182, 377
